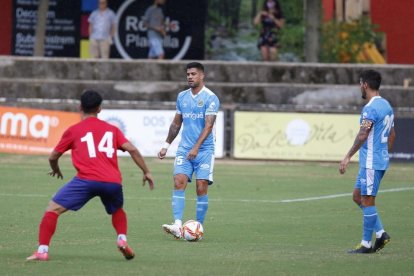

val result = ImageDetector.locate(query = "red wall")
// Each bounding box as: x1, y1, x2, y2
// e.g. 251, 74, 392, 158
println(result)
371, 0, 414, 64
0, 0, 12, 55
322, 0, 414, 64
322, 0, 335, 22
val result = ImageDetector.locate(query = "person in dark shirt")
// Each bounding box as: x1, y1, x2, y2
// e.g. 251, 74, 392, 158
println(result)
254, 0, 285, 61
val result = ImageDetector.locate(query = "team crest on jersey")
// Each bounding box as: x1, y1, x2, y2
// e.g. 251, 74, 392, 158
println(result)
197, 100, 204, 107
183, 102, 188, 108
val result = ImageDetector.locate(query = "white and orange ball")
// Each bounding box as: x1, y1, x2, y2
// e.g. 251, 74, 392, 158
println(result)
183, 220, 204, 242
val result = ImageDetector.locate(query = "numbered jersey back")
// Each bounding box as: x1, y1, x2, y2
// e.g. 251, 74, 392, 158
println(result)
54, 117, 128, 183
359, 96, 394, 170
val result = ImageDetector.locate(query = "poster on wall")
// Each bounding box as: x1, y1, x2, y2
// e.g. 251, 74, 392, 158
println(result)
99, 109, 224, 158
109, 0, 206, 60
0, 106, 81, 155
12, 0, 81, 57
233, 112, 360, 161
389, 118, 414, 161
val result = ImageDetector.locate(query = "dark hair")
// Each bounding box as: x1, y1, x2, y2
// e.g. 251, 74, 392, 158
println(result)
359, 70, 382, 90
262, 0, 281, 12
186, 62, 204, 72
81, 90, 103, 113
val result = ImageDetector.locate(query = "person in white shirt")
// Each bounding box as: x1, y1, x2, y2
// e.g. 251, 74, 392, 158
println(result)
88, 0, 116, 58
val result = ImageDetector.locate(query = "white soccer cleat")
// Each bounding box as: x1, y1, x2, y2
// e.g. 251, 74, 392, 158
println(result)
162, 223, 183, 239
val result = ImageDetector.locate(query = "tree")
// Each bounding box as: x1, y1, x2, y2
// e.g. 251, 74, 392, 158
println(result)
34, 0, 49, 56
304, 0, 321, 62
208, 0, 243, 33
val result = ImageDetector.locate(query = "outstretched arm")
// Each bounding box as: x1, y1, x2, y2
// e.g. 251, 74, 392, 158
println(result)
121, 142, 154, 190
339, 120, 372, 174
48, 150, 63, 179
158, 113, 183, 159
187, 115, 216, 160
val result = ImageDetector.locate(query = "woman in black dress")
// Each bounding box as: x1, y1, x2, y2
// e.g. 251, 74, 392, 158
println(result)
254, 0, 285, 61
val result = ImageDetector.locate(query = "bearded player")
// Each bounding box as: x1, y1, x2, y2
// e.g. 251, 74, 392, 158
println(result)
340, 70, 395, 253
158, 62, 220, 239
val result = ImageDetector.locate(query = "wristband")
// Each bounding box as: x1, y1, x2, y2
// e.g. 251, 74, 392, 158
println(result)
163, 142, 170, 149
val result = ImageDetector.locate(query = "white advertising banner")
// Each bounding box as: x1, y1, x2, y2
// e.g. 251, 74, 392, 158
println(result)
99, 110, 224, 158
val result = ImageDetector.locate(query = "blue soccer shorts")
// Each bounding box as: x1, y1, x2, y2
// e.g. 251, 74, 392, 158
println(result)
173, 149, 215, 185
354, 167, 386, 196
52, 177, 124, 214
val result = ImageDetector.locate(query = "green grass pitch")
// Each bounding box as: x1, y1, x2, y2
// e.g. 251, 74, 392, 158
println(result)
0, 153, 413, 275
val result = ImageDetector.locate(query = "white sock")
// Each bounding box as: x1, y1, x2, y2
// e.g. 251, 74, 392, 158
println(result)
174, 219, 182, 228
361, 240, 372, 248
117, 234, 127, 242
37, 245, 49, 253
376, 230, 385, 238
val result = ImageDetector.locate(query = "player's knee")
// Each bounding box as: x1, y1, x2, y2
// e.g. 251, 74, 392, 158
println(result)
173, 174, 188, 190
46, 200, 67, 215
352, 189, 361, 205
352, 194, 361, 205
196, 181, 208, 196
361, 196, 375, 207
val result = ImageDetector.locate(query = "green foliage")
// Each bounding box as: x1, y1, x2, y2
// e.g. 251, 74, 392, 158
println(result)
260, 0, 305, 60
321, 17, 383, 63
279, 24, 305, 59
278, 0, 303, 25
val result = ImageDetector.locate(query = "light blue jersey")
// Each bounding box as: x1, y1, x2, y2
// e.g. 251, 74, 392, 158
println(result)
359, 96, 394, 170
176, 86, 220, 151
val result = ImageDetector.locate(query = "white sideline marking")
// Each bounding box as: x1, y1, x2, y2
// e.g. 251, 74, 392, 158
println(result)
0, 187, 413, 204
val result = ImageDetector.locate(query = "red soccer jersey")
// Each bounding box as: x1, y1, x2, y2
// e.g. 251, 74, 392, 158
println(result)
54, 117, 128, 184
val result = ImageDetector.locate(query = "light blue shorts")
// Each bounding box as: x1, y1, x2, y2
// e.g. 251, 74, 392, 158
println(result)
148, 36, 164, 58
354, 167, 385, 196
173, 149, 215, 185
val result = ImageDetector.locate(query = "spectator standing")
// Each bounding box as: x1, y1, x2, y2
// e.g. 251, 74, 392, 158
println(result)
143, 0, 166, 59
88, 0, 116, 59
254, 0, 285, 61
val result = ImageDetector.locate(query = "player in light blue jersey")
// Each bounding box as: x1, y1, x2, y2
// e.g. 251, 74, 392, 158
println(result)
340, 70, 396, 254
158, 62, 220, 239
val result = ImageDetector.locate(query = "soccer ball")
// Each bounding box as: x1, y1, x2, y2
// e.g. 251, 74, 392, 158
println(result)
183, 220, 204, 242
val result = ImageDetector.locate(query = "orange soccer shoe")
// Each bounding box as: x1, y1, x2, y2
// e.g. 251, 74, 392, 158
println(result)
117, 240, 135, 260
26, 251, 49, 261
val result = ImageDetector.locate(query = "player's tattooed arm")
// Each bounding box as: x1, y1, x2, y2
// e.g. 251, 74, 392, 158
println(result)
195, 115, 216, 148
187, 115, 217, 160
158, 113, 182, 160
166, 113, 183, 144
339, 120, 372, 174
347, 120, 373, 158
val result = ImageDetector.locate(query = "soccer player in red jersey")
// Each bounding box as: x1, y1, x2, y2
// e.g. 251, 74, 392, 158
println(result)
26, 90, 154, 261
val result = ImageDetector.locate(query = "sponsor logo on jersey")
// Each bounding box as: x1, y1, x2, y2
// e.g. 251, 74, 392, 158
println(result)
182, 112, 204, 120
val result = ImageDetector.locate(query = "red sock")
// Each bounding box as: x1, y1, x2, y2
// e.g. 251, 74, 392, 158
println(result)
112, 208, 127, 235
38, 211, 59, 245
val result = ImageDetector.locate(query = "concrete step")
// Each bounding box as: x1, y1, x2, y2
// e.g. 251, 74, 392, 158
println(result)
1, 56, 414, 85
1, 78, 414, 108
